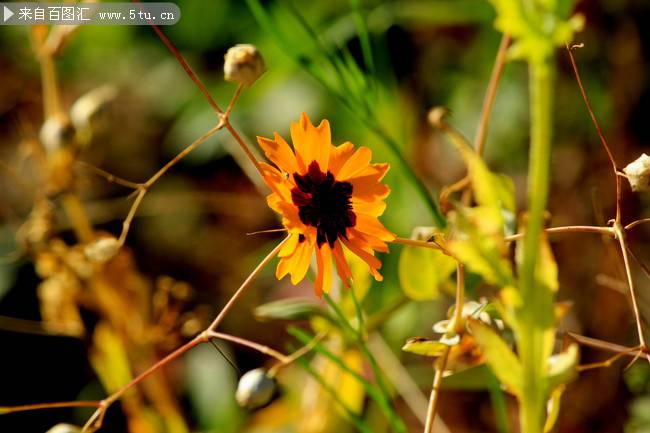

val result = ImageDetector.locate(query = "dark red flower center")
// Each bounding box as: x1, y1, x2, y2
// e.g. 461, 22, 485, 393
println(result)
291, 161, 356, 247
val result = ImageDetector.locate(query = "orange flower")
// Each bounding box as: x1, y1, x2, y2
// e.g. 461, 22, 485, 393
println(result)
257, 113, 395, 296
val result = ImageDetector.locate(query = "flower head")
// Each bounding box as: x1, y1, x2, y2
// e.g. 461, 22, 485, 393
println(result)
258, 113, 395, 296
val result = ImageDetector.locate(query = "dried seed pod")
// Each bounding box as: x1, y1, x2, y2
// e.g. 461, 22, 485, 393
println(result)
70, 85, 117, 146
40, 113, 75, 153
224, 44, 266, 87
235, 368, 276, 409
45, 424, 82, 433
84, 236, 120, 263
623, 153, 650, 192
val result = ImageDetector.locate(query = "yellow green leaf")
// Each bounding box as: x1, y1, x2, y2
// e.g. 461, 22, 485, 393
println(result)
398, 244, 456, 301
402, 337, 451, 357
544, 385, 566, 433
547, 344, 579, 390
468, 319, 522, 395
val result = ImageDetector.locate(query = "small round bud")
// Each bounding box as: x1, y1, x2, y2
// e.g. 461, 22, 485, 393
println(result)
84, 236, 120, 263
45, 423, 81, 433
235, 368, 276, 409
40, 114, 75, 153
623, 153, 650, 192
224, 44, 266, 87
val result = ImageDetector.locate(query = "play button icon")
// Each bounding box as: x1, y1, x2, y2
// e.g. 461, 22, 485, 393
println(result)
3, 5, 13, 22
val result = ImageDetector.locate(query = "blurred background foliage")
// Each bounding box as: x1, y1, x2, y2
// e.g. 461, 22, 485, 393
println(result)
1, 0, 650, 432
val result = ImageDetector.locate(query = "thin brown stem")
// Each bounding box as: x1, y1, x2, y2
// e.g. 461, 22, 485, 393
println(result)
566, 43, 621, 222
208, 331, 289, 364
115, 123, 224, 245
626, 218, 650, 231
577, 346, 641, 372
460, 33, 509, 205
141, 13, 223, 115
104, 336, 204, 407
423, 346, 450, 433
224, 122, 266, 180
614, 222, 647, 349
140, 8, 265, 180
475, 34, 511, 157
224, 84, 244, 118
504, 225, 614, 242
451, 264, 465, 334
144, 122, 224, 189
392, 237, 442, 250
1, 400, 101, 415
117, 187, 146, 246
76, 240, 284, 431
76, 161, 141, 190
424, 263, 464, 433
208, 237, 288, 331
566, 332, 641, 356
626, 246, 650, 283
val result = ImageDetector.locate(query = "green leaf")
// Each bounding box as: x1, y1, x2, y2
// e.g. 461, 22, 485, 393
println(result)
455, 138, 516, 216
402, 337, 451, 357
254, 298, 332, 322
543, 385, 566, 433
547, 344, 579, 390
448, 208, 515, 288
441, 365, 496, 391
468, 319, 522, 395
398, 244, 456, 300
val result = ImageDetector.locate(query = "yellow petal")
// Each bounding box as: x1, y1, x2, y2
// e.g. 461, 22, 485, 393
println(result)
332, 240, 353, 288
290, 113, 330, 172
354, 213, 396, 242
290, 241, 313, 285
336, 146, 372, 181
279, 232, 300, 258
329, 141, 355, 176
315, 243, 333, 296
257, 133, 300, 174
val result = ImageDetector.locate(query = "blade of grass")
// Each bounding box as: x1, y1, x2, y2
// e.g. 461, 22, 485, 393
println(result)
289, 326, 405, 433
323, 295, 407, 433
294, 355, 374, 433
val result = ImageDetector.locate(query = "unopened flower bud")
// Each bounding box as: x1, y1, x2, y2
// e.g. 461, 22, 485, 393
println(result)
235, 368, 276, 409
84, 236, 120, 263
40, 114, 75, 152
623, 153, 650, 192
224, 44, 265, 87
45, 423, 81, 433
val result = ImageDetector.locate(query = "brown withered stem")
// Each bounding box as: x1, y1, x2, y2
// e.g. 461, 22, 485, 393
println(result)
567, 43, 649, 355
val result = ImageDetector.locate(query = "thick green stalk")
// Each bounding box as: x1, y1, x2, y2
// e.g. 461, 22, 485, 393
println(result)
518, 58, 554, 433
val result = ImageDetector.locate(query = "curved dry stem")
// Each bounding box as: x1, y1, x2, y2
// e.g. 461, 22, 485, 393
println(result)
208, 237, 287, 331
0, 400, 101, 415
208, 331, 289, 364
504, 225, 614, 242
566, 43, 621, 222
614, 223, 647, 350
474, 34, 511, 157
140, 8, 266, 181
423, 264, 464, 433
626, 218, 650, 231
76, 161, 141, 190
423, 346, 450, 433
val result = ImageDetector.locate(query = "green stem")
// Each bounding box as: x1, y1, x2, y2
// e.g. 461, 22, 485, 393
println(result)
518, 59, 554, 433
